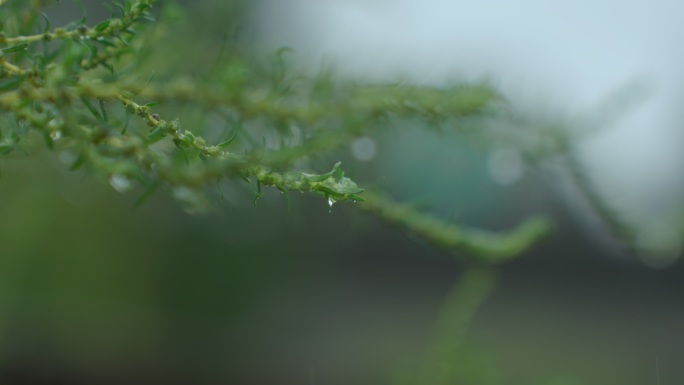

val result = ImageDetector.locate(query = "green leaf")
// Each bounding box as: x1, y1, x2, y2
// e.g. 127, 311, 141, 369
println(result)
43, 132, 54, 151
0, 75, 25, 91
114, 3, 126, 18
87, 42, 98, 59
102, 62, 114, 75
2, 43, 28, 53
302, 162, 342, 183
69, 153, 86, 171
95, 19, 111, 32
121, 110, 130, 134
99, 100, 108, 122
40, 13, 51, 35
116, 35, 130, 47
136, 3, 152, 13
0, 143, 14, 155
217, 128, 238, 148
76, 0, 87, 24
96, 38, 116, 47
146, 126, 166, 142
253, 180, 263, 207
276, 185, 291, 211
81, 97, 102, 120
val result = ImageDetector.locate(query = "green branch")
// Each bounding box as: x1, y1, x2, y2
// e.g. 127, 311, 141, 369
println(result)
0, 0, 157, 46
0, 0, 553, 260
359, 191, 552, 262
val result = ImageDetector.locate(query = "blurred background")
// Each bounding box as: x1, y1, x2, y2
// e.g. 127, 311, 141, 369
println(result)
0, 1, 683, 384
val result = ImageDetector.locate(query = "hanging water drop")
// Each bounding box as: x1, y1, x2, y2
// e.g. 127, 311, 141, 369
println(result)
49, 130, 62, 141
109, 174, 132, 193
327, 196, 336, 212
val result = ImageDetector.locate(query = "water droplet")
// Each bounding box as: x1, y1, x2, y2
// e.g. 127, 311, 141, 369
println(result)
327, 197, 337, 213
49, 130, 62, 141
109, 174, 132, 193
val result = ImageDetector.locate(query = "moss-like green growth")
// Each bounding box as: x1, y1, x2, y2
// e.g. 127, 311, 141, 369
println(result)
0, 0, 552, 261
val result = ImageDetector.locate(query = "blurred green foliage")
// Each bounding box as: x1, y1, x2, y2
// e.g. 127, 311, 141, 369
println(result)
0, 1, 681, 385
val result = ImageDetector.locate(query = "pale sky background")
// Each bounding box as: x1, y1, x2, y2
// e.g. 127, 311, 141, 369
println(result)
255, 0, 684, 260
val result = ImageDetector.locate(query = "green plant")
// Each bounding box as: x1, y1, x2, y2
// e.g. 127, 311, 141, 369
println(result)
3, 2, 678, 385
0, 0, 553, 262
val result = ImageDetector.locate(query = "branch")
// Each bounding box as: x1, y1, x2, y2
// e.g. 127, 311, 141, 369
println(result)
359, 191, 552, 262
